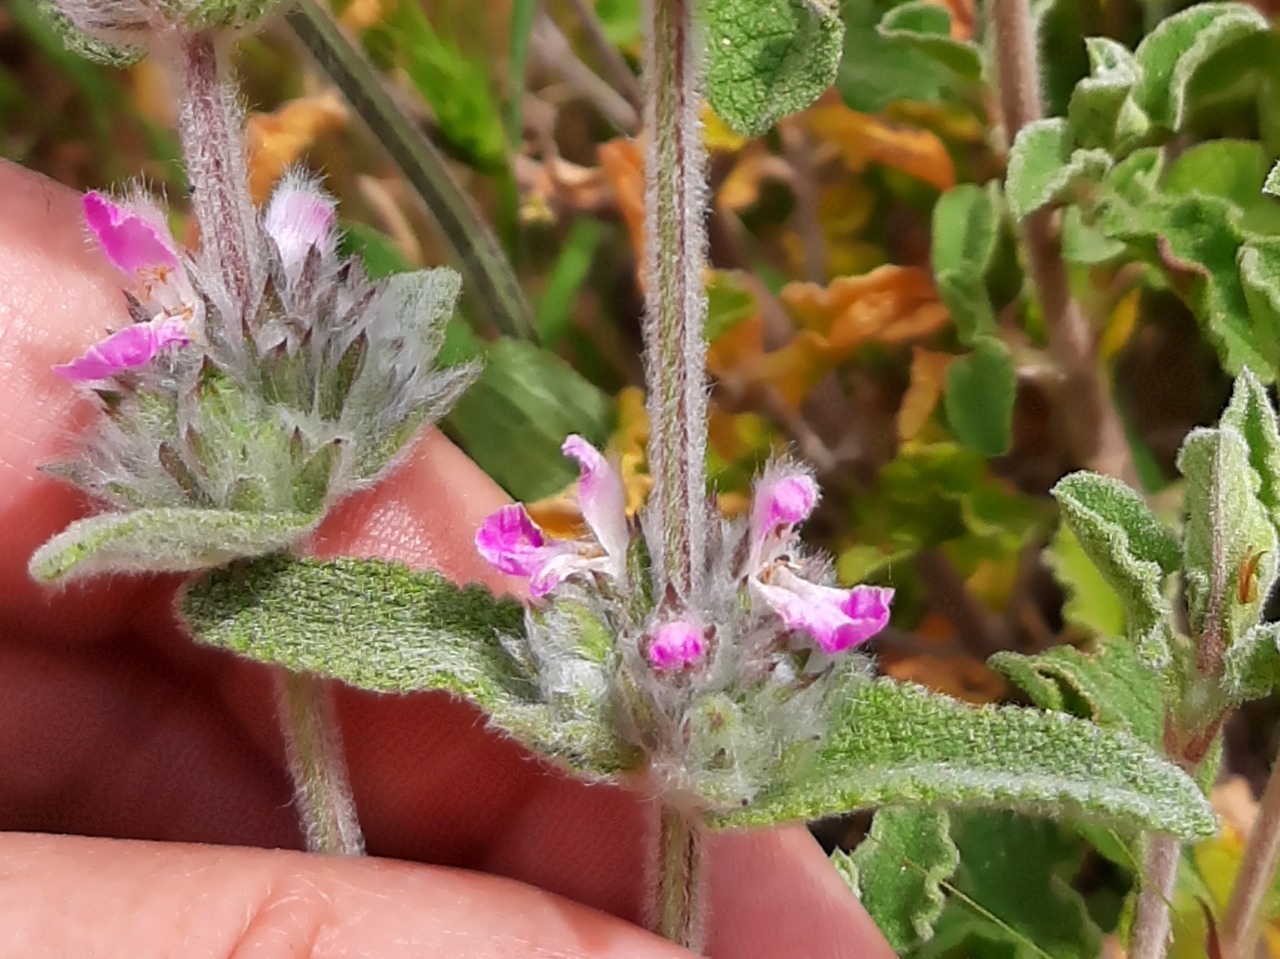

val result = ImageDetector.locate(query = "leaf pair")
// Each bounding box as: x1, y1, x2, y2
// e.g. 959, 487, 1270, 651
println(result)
180, 553, 1217, 840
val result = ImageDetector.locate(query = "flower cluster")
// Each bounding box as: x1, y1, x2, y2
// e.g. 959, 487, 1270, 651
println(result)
476, 437, 892, 807
49, 177, 477, 523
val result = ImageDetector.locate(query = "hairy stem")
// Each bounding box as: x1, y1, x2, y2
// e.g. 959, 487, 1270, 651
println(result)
1130, 833, 1180, 959
274, 669, 366, 855
650, 803, 706, 952
641, 0, 709, 604
1223, 752, 1280, 956
172, 31, 262, 311
989, 0, 1136, 485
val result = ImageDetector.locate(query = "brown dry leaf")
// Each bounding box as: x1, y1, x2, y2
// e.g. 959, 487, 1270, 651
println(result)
806, 105, 956, 192
717, 267, 948, 410
707, 312, 765, 377
718, 142, 793, 213
898, 347, 955, 441
514, 155, 613, 224
246, 92, 349, 203
598, 137, 646, 263
782, 265, 950, 348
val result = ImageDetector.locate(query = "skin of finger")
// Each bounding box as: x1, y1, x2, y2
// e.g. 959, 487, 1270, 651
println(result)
0, 832, 698, 959
1, 162, 893, 956
0, 160, 153, 641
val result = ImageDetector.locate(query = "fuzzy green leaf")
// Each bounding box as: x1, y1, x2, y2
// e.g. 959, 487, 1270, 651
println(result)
1132, 2, 1269, 132
1096, 192, 1265, 378
915, 812, 1102, 959
876, 1, 981, 80
1266, 159, 1280, 199
444, 339, 612, 501
1005, 118, 1112, 219
704, 0, 844, 136
29, 509, 320, 583
1221, 369, 1280, 532
711, 678, 1216, 839
1236, 240, 1280, 384
1067, 36, 1148, 152
1051, 471, 1179, 667
180, 555, 639, 777
990, 636, 1163, 750
1223, 621, 1280, 702
1177, 426, 1278, 649
943, 336, 1015, 456
1044, 525, 1127, 639
931, 183, 1002, 344
847, 806, 959, 951
835, 0, 946, 111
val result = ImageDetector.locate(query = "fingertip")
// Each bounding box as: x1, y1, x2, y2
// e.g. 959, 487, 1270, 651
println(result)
704, 825, 896, 959
0, 833, 696, 959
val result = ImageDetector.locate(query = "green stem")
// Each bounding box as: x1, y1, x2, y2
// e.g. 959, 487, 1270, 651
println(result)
274, 669, 365, 855
1222, 749, 1280, 957
641, 0, 708, 605
287, 0, 539, 342
651, 803, 706, 952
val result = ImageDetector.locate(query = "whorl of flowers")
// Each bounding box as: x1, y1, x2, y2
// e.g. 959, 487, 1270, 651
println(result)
51, 176, 478, 518
37, 0, 281, 64
476, 439, 893, 808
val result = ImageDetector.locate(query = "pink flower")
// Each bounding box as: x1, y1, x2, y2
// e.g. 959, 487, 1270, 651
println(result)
83, 192, 193, 319
747, 463, 892, 653
263, 177, 338, 280
476, 435, 629, 598
54, 315, 191, 382
647, 620, 706, 671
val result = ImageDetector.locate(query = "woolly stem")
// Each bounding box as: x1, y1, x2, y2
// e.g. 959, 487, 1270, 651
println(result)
274, 669, 366, 855
989, 0, 1136, 485
1222, 751, 1280, 956
1130, 833, 1180, 959
172, 30, 262, 311
640, 0, 709, 605
650, 803, 706, 952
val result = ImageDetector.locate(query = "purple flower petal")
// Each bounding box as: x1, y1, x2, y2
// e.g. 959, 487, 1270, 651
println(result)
754, 573, 893, 654
749, 465, 818, 567
562, 434, 629, 566
264, 178, 338, 279
53, 317, 190, 381
647, 620, 706, 671
475, 504, 550, 576
83, 191, 180, 278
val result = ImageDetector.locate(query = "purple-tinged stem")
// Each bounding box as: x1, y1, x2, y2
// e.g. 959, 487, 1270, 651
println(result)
989, 0, 1136, 486
172, 30, 263, 312
648, 802, 706, 952
640, 0, 709, 608
1222, 750, 1280, 957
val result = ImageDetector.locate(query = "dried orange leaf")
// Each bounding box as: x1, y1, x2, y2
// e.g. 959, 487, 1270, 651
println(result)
806, 105, 956, 191
246, 92, 349, 203
782, 265, 949, 346
898, 347, 955, 440
598, 137, 646, 264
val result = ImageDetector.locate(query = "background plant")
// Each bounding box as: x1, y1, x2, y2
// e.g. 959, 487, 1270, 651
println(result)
13, 0, 1280, 956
